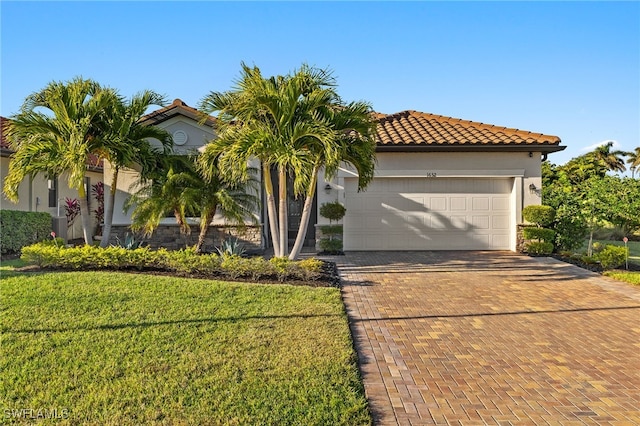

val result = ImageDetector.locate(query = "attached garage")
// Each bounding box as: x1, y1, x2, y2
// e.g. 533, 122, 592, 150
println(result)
343, 177, 513, 250
317, 110, 565, 252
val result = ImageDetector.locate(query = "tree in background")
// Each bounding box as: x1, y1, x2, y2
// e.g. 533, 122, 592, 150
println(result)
542, 142, 640, 253
591, 141, 628, 173
627, 147, 640, 178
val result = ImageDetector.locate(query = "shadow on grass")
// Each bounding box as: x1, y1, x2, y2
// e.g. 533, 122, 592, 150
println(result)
4, 313, 342, 334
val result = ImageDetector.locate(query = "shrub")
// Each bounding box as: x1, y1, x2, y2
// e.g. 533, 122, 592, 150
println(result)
523, 205, 556, 227
216, 238, 246, 256
0, 210, 52, 254
319, 238, 343, 253
319, 202, 346, 223
591, 242, 604, 254
580, 255, 599, 265
525, 241, 554, 255
319, 225, 343, 236
597, 245, 628, 270
269, 257, 294, 282
522, 227, 556, 242
19, 243, 324, 283
113, 232, 146, 249
164, 248, 221, 275
553, 208, 588, 251
293, 258, 323, 281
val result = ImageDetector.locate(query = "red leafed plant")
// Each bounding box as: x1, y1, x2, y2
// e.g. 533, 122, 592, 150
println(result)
64, 197, 81, 227
92, 182, 105, 234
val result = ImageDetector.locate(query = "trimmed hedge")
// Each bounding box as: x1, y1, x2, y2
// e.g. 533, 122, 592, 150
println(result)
523, 205, 556, 227
0, 210, 52, 254
522, 227, 556, 242
525, 241, 554, 255
20, 244, 325, 283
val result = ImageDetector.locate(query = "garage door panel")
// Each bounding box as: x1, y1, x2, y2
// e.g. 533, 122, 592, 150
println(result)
428, 197, 447, 211
449, 215, 469, 230
472, 215, 490, 230
450, 197, 467, 211
343, 177, 512, 250
492, 197, 510, 211
492, 215, 510, 229
429, 215, 449, 230
472, 197, 490, 211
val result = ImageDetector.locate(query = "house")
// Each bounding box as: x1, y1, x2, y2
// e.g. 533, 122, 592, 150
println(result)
0, 116, 105, 240
2, 101, 565, 252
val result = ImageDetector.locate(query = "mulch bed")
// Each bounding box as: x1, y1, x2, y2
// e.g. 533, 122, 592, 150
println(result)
9, 260, 343, 288
546, 253, 640, 273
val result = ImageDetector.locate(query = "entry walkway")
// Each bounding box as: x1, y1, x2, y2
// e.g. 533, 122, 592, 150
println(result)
333, 251, 640, 425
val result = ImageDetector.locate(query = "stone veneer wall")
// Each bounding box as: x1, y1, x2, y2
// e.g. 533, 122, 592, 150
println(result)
516, 224, 527, 253
108, 225, 262, 253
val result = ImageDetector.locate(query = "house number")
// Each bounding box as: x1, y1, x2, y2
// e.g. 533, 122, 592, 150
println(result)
425, 172, 437, 178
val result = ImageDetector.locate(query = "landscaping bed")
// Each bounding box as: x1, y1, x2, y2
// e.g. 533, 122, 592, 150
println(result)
18, 243, 342, 288
47, 258, 343, 288
549, 253, 640, 273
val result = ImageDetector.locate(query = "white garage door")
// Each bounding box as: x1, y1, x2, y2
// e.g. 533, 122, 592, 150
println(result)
343, 177, 512, 250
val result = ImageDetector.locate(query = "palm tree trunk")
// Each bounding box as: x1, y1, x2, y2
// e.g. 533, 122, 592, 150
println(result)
196, 208, 215, 253
289, 165, 319, 260
77, 185, 93, 245
100, 167, 119, 248
263, 163, 280, 256
278, 164, 288, 257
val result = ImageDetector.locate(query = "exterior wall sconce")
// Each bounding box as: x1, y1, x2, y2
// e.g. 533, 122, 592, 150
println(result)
528, 152, 533, 158
529, 183, 537, 193
324, 184, 332, 194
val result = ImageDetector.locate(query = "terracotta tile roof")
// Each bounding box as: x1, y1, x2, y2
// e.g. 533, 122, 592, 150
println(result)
375, 110, 563, 152
139, 98, 216, 127
0, 116, 10, 151
0, 116, 104, 170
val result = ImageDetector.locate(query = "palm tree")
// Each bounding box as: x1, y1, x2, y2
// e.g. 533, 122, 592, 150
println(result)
125, 155, 199, 240
3, 77, 118, 244
98, 91, 173, 247
288, 101, 377, 259
125, 154, 259, 252
199, 63, 377, 258
195, 154, 260, 253
627, 147, 640, 178
592, 141, 627, 173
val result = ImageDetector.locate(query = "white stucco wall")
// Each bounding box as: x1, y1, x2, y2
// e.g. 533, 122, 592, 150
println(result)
317, 151, 544, 251
1, 155, 103, 238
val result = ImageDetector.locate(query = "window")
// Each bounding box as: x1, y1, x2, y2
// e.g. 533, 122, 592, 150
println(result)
85, 177, 91, 208
48, 178, 58, 208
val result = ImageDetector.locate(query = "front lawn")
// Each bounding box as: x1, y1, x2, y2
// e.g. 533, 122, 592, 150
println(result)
0, 267, 370, 425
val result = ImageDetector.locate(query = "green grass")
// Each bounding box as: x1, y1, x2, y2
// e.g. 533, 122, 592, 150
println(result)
604, 270, 640, 286
1, 268, 370, 425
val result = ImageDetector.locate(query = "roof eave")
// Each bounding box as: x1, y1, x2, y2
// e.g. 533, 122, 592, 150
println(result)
375, 144, 566, 154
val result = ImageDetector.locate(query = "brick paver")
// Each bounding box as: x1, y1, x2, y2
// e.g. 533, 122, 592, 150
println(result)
333, 251, 640, 426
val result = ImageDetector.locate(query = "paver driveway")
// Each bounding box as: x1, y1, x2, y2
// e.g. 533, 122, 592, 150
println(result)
335, 251, 640, 425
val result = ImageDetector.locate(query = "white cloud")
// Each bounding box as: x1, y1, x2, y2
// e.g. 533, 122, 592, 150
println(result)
580, 139, 622, 152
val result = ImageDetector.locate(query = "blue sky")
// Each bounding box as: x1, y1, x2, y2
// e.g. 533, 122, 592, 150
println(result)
1, 1, 638, 167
